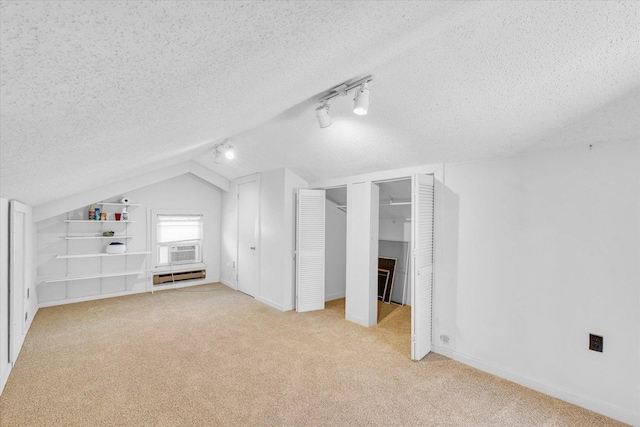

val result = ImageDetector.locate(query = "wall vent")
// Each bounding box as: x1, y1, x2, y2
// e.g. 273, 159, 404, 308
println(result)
153, 269, 206, 285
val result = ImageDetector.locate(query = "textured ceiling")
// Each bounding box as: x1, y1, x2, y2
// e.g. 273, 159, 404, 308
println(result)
1, 1, 639, 207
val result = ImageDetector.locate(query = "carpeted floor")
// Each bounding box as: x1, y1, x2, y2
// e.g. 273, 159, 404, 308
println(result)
0, 283, 624, 426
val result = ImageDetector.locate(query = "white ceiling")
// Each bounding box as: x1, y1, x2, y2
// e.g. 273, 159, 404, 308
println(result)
1, 1, 639, 207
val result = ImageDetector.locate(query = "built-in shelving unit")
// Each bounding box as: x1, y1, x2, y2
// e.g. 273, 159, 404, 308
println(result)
57, 251, 151, 259
39, 201, 150, 295
63, 220, 136, 223
41, 271, 146, 283
63, 235, 136, 240
96, 202, 142, 207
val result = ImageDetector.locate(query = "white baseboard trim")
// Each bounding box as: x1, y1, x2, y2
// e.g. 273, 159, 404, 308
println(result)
325, 291, 345, 301
38, 288, 148, 308
219, 279, 236, 290
255, 296, 286, 312
431, 345, 639, 426
0, 362, 11, 396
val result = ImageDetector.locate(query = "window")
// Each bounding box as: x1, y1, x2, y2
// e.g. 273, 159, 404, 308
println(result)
156, 214, 203, 267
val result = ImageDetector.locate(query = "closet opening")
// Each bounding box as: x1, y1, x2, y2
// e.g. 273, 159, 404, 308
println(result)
324, 187, 347, 316
375, 178, 412, 343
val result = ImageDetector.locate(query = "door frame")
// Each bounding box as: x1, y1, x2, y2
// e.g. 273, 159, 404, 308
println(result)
236, 174, 261, 297
311, 164, 443, 359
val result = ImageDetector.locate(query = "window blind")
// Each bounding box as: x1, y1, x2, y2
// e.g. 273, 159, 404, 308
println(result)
157, 215, 203, 243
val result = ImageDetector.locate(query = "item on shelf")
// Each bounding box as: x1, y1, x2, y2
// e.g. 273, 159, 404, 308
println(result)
100, 212, 107, 221
95, 206, 101, 220
122, 207, 129, 221
102, 231, 115, 237
106, 242, 126, 254
120, 197, 130, 204
114, 213, 122, 221
88, 204, 96, 220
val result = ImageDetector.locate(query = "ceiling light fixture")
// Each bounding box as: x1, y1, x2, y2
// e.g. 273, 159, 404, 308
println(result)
353, 82, 370, 115
316, 75, 373, 128
213, 139, 234, 163
316, 102, 331, 128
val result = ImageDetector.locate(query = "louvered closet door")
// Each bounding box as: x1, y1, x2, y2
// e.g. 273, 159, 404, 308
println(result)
411, 174, 434, 360
296, 189, 326, 312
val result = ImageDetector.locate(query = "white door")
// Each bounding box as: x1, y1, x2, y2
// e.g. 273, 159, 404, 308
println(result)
9, 200, 29, 363
296, 189, 325, 312
411, 174, 434, 360
237, 180, 259, 297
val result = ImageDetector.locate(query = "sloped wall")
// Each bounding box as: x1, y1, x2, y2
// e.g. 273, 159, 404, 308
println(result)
36, 174, 221, 305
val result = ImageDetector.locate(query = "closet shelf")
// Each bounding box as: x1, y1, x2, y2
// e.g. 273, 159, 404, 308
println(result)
40, 271, 147, 283
62, 235, 136, 240
63, 220, 135, 223
57, 251, 151, 259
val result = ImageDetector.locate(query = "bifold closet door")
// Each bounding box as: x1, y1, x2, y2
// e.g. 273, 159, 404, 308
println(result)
411, 174, 434, 361
296, 189, 325, 312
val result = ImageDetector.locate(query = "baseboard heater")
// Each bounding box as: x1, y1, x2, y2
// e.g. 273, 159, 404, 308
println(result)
153, 269, 206, 285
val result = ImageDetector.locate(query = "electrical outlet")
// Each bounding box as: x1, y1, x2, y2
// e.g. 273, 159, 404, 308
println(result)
589, 334, 603, 352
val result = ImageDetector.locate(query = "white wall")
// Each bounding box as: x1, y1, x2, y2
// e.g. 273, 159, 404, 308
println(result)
258, 168, 287, 309
130, 173, 221, 287
37, 173, 222, 305
0, 198, 10, 394
434, 141, 639, 425
379, 218, 410, 242
325, 198, 346, 301
220, 168, 308, 311
345, 182, 379, 327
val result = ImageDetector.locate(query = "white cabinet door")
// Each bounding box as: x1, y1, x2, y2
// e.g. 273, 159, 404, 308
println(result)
296, 189, 325, 312
9, 200, 30, 363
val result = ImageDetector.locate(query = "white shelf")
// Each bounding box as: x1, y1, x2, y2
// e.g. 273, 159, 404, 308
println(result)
63, 235, 136, 240
63, 220, 135, 223
57, 251, 151, 259
40, 271, 147, 283
96, 202, 142, 207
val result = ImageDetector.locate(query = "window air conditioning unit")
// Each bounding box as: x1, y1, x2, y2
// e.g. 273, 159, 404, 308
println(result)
170, 244, 198, 264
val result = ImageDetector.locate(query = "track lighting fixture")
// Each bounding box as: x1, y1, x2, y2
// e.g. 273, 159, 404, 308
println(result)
316, 103, 331, 128
213, 139, 234, 164
316, 75, 373, 128
353, 83, 370, 115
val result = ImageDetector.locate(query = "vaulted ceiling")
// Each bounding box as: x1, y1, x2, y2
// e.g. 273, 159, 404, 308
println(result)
1, 1, 638, 207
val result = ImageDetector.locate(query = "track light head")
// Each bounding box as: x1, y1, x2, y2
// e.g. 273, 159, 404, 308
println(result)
213, 149, 222, 164
353, 83, 370, 115
316, 104, 331, 128
213, 139, 235, 163
224, 144, 235, 159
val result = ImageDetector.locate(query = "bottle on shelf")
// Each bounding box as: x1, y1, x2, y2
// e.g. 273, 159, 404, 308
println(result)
88, 204, 96, 220
122, 207, 129, 221
95, 206, 101, 220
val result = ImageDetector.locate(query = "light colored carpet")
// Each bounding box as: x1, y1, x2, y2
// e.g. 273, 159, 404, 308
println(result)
0, 283, 624, 426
